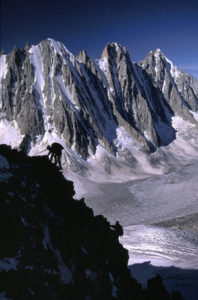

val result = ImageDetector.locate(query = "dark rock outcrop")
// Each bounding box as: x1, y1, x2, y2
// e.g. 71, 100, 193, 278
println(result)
0, 145, 183, 299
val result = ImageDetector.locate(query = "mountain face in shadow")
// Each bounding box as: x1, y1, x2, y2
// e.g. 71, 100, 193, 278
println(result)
0, 145, 183, 299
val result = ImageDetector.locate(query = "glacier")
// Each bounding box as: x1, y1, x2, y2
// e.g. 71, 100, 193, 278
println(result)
68, 116, 198, 300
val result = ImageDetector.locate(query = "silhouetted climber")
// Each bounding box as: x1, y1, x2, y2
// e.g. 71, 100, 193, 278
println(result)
110, 221, 123, 237
47, 143, 64, 170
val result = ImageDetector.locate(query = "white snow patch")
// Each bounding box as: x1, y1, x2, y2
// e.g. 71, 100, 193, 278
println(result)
48, 38, 75, 64
144, 131, 152, 143
190, 110, 198, 121
0, 55, 7, 79
115, 127, 135, 149
115, 127, 163, 175
29, 45, 45, 92
86, 143, 138, 183
99, 57, 108, 73
55, 75, 78, 108
0, 55, 8, 107
168, 116, 198, 156
154, 49, 161, 74
162, 78, 166, 93
29, 131, 62, 156
29, 45, 46, 126
0, 119, 23, 148
155, 48, 161, 53
114, 42, 121, 51
164, 56, 181, 79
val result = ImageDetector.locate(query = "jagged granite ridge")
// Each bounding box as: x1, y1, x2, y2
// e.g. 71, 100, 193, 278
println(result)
0, 39, 198, 160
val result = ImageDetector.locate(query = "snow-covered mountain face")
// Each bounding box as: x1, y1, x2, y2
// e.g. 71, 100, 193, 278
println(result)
1, 39, 198, 175
139, 49, 198, 120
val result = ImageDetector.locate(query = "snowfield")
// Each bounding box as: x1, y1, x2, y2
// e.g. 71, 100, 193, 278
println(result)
70, 157, 198, 299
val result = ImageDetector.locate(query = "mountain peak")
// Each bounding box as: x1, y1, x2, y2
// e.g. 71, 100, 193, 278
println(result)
101, 42, 128, 60
150, 48, 165, 60
41, 38, 74, 59
76, 49, 89, 63
154, 48, 162, 54
109, 41, 124, 49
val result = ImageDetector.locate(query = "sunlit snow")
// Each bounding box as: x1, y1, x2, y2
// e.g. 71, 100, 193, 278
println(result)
0, 119, 23, 148
99, 57, 108, 73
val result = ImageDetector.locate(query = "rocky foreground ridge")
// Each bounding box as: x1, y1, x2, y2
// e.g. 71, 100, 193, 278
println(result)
0, 145, 182, 299
0, 39, 198, 164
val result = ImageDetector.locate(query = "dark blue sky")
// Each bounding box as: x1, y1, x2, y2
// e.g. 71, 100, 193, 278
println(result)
1, 0, 198, 78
